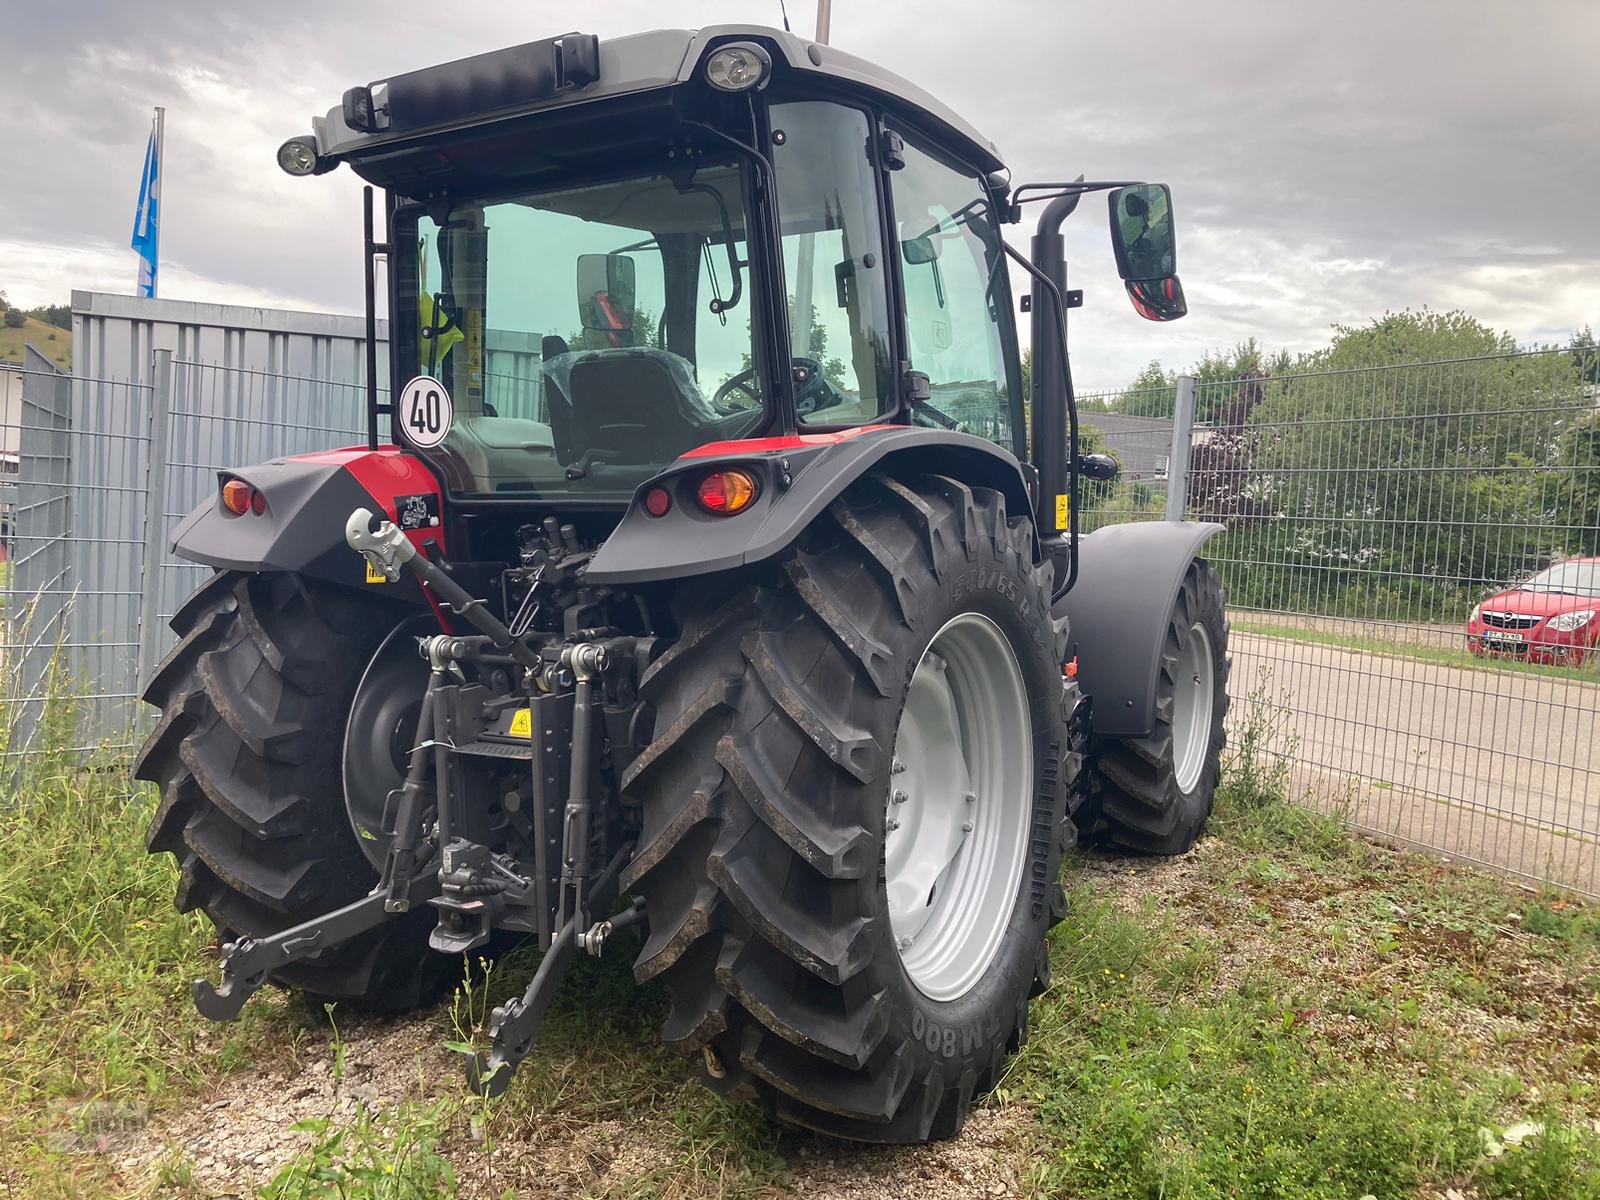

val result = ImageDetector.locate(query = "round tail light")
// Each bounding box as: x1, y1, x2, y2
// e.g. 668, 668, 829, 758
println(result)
221, 479, 253, 515
695, 469, 758, 516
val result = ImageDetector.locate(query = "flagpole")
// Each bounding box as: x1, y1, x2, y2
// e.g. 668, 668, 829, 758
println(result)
152, 106, 165, 299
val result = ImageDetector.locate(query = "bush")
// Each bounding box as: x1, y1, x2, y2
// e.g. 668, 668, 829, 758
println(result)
3, 308, 25, 329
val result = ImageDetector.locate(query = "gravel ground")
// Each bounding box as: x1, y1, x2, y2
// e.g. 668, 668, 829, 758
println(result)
108, 851, 1190, 1199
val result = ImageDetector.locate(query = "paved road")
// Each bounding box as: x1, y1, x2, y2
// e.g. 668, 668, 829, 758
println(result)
1230, 629, 1599, 894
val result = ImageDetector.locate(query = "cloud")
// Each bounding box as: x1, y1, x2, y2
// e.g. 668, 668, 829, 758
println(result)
4, 0, 1597, 390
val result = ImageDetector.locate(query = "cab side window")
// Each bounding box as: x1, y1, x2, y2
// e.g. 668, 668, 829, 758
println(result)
889, 128, 1022, 454
770, 101, 896, 426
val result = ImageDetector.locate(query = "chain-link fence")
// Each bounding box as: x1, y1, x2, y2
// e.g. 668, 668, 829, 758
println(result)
1084, 347, 1600, 894
6, 339, 1597, 895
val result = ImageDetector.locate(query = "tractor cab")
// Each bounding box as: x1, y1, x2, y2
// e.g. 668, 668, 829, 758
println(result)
281, 27, 1035, 507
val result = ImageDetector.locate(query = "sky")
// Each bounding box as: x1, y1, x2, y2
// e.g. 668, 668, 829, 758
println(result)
2, 0, 1597, 391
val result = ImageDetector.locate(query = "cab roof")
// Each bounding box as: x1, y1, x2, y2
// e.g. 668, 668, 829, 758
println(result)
308, 25, 1006, 183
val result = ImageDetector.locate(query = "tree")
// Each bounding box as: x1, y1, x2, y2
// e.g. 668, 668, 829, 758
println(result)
1244, 309, 1589, 608
1570, 327, 1600, 385
1111, 359, 1177, 417
3, 309, 25, 329
26, 303, 71, 330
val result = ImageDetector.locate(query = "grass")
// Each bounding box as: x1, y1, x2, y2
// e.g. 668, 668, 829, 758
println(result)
0, 672, 295, 1196
0, 315, 72, 370
1234, 615, 1600, 681
3, 673, 1598, 1198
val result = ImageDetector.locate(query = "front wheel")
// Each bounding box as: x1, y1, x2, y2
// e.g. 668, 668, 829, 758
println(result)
1082, 558, 1230, 854
620, 473, 1077, 1142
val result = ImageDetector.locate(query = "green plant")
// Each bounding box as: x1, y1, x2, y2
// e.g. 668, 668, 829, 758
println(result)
1477, 1114, 1600, 1200
261, 1102, 458, 1199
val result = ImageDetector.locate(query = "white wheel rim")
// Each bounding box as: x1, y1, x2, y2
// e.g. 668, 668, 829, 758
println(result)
886, 612, 1032, 1002
1172, 621, 1214, 795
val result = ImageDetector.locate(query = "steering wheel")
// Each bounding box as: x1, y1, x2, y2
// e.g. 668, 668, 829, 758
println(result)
711, 358, 844, 417
712, 367, 763, 413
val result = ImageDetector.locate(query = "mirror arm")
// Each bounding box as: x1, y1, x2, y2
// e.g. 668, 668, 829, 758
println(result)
1009, 178, 1145, 222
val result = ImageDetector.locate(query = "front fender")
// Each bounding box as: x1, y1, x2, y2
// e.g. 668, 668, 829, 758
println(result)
168, 447, 442, 602
1052, 520, 1224, 737
584, 427, 1037, 585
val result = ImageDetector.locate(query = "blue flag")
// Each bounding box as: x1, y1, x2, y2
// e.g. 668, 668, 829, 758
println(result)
131, 113, 162, 298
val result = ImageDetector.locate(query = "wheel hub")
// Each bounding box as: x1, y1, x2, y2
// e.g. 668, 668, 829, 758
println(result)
342, 617, 432, 870
886, 612, 1032, 1002
1171, 621, 1215, 795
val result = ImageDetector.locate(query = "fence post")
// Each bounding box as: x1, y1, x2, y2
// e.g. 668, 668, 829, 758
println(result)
1166, 374, 1196, 522
135, 349, 173, 695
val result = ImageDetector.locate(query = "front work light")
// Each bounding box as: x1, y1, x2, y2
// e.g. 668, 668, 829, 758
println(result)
276, 136, 321, 177
705, 43, 772, 92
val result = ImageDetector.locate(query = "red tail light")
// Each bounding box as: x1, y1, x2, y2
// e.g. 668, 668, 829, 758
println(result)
695, 469, 758, 516
221, 479, 266, 516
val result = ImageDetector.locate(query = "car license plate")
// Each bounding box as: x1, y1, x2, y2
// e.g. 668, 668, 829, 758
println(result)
1482, 630, 1524, 650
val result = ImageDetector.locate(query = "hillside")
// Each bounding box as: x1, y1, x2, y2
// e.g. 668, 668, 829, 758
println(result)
0, 315, 71, 370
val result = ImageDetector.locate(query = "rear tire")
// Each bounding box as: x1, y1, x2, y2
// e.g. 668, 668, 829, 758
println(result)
134, 571, 451, 1009
621, 474, 1076, 1143
1083, 558, 1229, 854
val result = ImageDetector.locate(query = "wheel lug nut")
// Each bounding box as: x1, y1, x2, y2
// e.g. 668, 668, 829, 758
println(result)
893, 789, 908, 804
962, 820, 974, 833
886, 817, 900, 832
897, 936, 912, 950
891, 758, 906, 774
964, 791, 977, 804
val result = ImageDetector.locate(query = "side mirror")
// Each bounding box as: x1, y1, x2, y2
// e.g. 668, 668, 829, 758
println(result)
1108, 183, 1186, 322
577, 253, 636, 331
1079, 452, 1119, 482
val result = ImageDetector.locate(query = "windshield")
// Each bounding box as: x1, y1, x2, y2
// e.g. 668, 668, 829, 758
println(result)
397, 162, 764, 499
1521, 561, 1600, 597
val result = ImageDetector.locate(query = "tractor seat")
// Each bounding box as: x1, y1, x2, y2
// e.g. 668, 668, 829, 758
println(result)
540, 347, 716, 468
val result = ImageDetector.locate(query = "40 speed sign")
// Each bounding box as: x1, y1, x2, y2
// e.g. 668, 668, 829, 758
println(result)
398, 376, 453, 448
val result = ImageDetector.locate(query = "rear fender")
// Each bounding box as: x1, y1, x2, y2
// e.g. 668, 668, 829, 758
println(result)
584, 426, 1036, 585
1051, 521, 1223, 737
168, 447, 442, 603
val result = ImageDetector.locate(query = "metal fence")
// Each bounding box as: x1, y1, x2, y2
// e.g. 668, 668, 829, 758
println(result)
4, 334, 1597, 896
1084, 347, 1600, 895
1, 351, 367, 764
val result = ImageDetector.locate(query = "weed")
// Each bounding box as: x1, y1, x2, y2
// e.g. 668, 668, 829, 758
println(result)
1477, 1113, 1600, 1200
260, 1102, 458, 1199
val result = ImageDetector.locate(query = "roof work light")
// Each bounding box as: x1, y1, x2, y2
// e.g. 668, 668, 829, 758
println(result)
704, 43, 771, 92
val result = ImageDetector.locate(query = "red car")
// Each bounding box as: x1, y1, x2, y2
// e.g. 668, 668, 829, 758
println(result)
1466, 558, 1600, 666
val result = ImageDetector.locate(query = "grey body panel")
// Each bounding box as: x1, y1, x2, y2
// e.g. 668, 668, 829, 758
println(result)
585, 429, 1034, 585
1051, 521, 1223, 738
169, 458, 428, 603
309, 25, 1004, 177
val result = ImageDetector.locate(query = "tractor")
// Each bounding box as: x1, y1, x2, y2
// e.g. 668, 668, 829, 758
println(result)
135, 25, 1228, 1144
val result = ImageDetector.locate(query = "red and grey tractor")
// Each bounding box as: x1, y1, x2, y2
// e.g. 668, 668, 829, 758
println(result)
135, 26, 1228, 1142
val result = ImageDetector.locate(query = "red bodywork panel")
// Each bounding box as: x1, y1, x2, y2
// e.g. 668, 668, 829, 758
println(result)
679, 424, 894, 459
292, 445, 446, 556
292, 445, 451, 628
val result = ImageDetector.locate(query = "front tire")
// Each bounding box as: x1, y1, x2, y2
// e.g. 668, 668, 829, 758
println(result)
621, 474, 1076, 1143
1083, 558, 1229, 854
134, 571, 450, 1008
